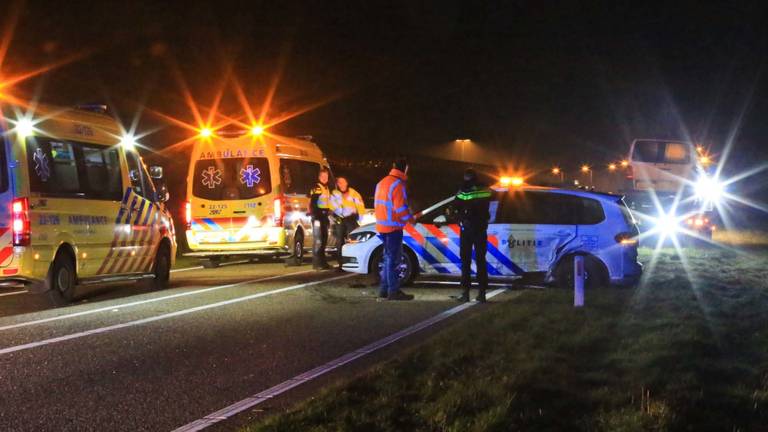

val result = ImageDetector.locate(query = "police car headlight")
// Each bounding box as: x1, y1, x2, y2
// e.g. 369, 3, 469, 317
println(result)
348, 231, 376, 243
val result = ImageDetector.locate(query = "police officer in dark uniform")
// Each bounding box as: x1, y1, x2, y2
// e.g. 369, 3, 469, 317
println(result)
310, 167, 332, 270
455, 168, 492, 302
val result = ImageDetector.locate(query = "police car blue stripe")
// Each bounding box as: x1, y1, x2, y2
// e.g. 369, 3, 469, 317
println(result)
486, 243, 525, 275
425, 237, 462, 266
403, 237, 450, 274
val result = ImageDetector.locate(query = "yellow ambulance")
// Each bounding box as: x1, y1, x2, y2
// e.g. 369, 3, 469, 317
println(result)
0, 104, 177, 304
184, 128, 329, 267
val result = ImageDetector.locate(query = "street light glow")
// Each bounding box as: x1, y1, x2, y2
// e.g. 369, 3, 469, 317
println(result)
581, 164, 590, 173
620, 160, 629, 168
551, 167, 560, 175
608, 163, 617, 171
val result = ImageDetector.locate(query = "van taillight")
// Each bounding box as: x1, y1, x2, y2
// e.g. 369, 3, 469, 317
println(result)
12, 198, 31, 246
274, 196, 284, 227
185, 201, 192, 229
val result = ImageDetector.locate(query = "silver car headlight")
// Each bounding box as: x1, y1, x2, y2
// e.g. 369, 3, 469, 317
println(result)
347, 230, 377, 243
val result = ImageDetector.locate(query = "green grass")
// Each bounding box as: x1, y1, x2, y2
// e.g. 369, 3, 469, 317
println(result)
244, 246, 768, 432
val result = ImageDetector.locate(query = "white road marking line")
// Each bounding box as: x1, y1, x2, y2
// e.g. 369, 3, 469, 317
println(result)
0, 269, 315, 332
415, 280, 515, 288
171, 288, 508, 432
0, 273, 354, 356
0, 290, 28, 297
170, 259, 250, 273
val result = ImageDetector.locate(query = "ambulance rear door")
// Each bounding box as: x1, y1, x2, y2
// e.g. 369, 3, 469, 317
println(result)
190, 153, 273, 245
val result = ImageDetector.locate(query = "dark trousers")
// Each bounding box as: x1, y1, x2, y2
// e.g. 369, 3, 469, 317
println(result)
333, 216, 359, 266
312, 217, 329, 268
460, 224, 488, 295
379, 230, 403, 296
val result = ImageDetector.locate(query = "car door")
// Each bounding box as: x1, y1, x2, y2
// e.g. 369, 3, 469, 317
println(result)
407, 198, 456, 275
497, 191, 577, 273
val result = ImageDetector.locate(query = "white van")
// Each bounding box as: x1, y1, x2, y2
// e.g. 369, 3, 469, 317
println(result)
628, 139, 700, 192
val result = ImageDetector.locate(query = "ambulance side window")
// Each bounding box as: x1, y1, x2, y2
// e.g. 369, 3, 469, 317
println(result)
26, 138, 82, 196
125, 151, 156, 200
82, 145, 123, 200
280, 159, 321, 195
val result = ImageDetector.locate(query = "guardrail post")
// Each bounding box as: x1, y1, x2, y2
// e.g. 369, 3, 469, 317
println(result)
574, 255, 585, 307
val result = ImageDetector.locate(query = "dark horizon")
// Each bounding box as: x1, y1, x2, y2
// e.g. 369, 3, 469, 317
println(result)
3, 1, 768, 178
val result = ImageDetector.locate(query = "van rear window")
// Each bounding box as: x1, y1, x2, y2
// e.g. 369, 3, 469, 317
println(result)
192, 158, 272, 200
632, 140, 691, 164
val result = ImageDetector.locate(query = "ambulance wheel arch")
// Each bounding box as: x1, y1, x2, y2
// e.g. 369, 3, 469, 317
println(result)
368, 245, 418, 287
46, 243, 78, 305
553, 253, 608, 290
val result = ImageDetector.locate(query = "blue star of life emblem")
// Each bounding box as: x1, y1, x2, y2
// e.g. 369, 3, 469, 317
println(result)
239, 165, 261, 187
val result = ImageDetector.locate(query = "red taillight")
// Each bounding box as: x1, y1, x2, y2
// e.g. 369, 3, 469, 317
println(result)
12, 198, 30, 246
185, 201, 192, 229
273, 196, 284, 227
625, 165, 634, 179
615, 232, 637, 246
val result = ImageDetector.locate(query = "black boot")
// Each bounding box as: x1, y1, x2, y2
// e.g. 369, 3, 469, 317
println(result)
475, 291, 487, 303
456, 289, 470, 303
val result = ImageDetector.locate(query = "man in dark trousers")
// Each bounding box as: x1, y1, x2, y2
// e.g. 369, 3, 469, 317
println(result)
455, 168, 492, 302
309, 167, 332, 270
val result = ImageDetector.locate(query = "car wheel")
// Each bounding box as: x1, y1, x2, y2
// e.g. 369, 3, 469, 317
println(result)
554, 255, 606, 290
201, 257, 220, 269
150, 243, 171, 290
47, 251, 77, 306
285, 231, 304, 266
370, 247, 417, 287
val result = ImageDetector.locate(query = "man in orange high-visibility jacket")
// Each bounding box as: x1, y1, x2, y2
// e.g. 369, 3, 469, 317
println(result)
374, 158, 414, 301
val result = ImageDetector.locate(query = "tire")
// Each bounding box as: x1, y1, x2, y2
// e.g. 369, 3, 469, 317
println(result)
150, 243, 171, 290
554, 254, 607, 290
369, 247, 417, 287
285, 231, 305, 266
201, 257, 221, 269
47, 251, 77, 306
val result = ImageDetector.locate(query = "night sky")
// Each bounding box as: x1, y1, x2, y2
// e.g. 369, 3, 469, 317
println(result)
4, 1, 768, 178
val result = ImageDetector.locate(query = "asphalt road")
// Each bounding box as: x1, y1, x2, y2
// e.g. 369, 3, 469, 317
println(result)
0, 260, 513, 431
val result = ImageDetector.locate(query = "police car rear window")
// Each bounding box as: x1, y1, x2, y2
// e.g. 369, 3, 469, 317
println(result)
498, 192, 605, 225
193, 158, 272, 201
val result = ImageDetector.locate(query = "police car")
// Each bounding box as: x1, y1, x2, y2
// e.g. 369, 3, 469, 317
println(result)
341, 185, 642, 288
0, 104, 177, 304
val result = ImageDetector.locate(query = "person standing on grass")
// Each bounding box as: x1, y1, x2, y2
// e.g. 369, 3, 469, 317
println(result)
374, 158, 414, 301
455, 168, 492, 302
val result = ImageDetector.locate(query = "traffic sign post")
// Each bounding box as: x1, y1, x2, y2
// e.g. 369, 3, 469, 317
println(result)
574, 255, 585, 307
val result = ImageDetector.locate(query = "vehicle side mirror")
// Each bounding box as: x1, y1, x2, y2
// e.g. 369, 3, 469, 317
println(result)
149, 166, 164, 179
129, 169, 141, 183
155, 182, 170, 203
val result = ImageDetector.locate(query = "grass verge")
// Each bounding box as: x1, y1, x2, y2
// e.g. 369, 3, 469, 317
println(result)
244, 246, 768, 431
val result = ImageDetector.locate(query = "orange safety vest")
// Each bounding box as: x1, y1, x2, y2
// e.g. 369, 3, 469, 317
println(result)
374, 169, 412, 233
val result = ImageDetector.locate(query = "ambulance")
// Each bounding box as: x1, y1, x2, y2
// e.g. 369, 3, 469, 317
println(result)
0, 104, 177, 304
184, 128, 330, 267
